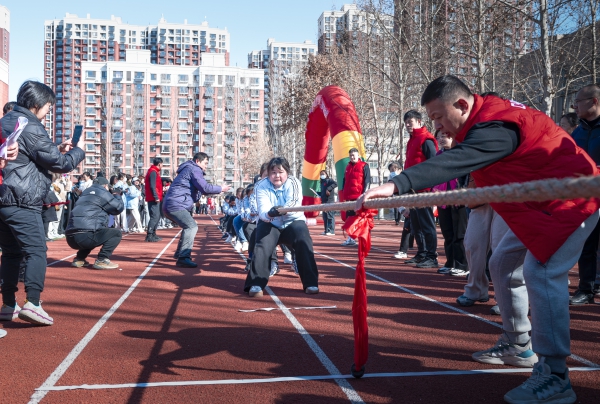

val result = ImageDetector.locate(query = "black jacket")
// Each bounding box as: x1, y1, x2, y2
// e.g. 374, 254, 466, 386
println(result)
319, 177, 338, 203
0, 105, 85, 211
65, 184, 124, 234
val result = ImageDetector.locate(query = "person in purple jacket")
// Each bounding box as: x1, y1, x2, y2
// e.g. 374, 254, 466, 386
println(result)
163, 152, 231, 267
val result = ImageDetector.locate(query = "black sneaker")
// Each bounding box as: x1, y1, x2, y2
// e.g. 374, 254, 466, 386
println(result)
569, 289, 594, 305
176, 257, 198, 268
416, 258, 439, 268
404, 256, 425, 264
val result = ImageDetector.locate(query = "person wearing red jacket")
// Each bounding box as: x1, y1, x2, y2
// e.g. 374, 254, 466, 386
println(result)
144, 157, 163, 242
357, 75, 600, 404
403, 110, 439, 268
341, 147, 370, 246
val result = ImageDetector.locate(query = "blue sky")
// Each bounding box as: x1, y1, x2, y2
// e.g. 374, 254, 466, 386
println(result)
8, 0, 344, 100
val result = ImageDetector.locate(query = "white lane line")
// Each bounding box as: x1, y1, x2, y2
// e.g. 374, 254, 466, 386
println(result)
36, 366, 600, 391
265, 287, 364, 404
314, 251, 600, 368
29, 231, 182, 404
207, 216, 364, 404
47, 254, 77, 267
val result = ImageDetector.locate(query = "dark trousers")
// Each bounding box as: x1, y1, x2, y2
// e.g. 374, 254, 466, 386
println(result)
399, 217, 414, 253
66, 228, 122, 261
0, 206, 48, 305
147, 201, 160, 235
577, 218, 600, 293
437, 206, 468, 270
226, 215, 237, 234
244, 220, 318, 291
411, 207, 438, 260
322, 209, 335, 234
393, 208, 401, 224
247, 222, 281, 264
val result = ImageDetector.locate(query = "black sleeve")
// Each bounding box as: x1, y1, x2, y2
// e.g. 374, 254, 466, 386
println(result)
149, 171, 159, 199
26, 126, 85, 173
100, 189, 125, 215
422, 140, 437, 160
391, 122, 519, 194
362, 164, 371, 192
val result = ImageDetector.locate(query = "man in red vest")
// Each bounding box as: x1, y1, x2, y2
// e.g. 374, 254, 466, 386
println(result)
403, 110, 439, 268
341, 147, 370, 246
356, 75, 600, 404
145, 157, 164, 242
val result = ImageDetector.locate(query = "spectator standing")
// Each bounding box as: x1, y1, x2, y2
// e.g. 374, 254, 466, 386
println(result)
341, 148, 370, 246
403, 110, 439, 268
125, 178, 143, 233
162, 152, 230, 267
432, 131, 469, 276
388, 162, 402, 225
0, 80, 84, 326
145, 157, 163, 242
570, 84, 600, 305
65, 176, 124, 269
319, 170, 337, 236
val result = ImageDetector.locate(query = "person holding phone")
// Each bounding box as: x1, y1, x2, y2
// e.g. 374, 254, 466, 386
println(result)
0, 81, 84, 326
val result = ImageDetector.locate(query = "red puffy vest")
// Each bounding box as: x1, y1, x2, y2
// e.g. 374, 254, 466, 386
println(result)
344, 160, 367, 201
145, 164, 163, 202
405, 127, 438, 169
456, 95, 600, 263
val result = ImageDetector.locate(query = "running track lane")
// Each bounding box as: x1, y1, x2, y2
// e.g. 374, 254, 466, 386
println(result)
0, 217, 598, 403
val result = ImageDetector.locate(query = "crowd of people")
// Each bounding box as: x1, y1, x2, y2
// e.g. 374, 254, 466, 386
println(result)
0, 75, 599, 404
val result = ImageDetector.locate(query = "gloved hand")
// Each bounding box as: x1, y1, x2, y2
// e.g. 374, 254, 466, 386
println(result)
268, 206, 283, 218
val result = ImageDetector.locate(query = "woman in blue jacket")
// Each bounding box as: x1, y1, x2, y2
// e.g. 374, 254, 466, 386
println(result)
244, 157, 319, 297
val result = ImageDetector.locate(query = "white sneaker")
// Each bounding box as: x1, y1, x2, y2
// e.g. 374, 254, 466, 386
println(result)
18, 301, 54, 326
0, 328, 6, 338
249, 286, 263, 297
305, 286, 319, 294
269, 262, 280, 277
283, 252, 293, 264
0, 303, 21, 321
393, 251, 408, 259
324, 232, 335, 236
241, 241, 249, 252
230, 237, 237, 245
234, 241, 243, 253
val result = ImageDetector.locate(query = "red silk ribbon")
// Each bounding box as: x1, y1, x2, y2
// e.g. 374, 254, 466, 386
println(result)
342, 208, 377, 371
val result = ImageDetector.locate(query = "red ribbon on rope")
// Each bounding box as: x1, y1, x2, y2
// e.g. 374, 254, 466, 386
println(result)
342, 208, 377, 373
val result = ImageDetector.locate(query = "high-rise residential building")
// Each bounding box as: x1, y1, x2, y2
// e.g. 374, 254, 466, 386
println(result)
0, 5, 9, 109
44, 13, 230, 143
248, 38, 316, 154
44, 14, 262, 184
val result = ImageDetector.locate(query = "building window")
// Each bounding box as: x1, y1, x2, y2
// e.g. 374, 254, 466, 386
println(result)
86, 71, 96, 79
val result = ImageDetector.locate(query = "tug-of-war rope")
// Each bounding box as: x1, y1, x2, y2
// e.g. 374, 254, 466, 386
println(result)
277, 174, 600, 379
280, 174, 600, 214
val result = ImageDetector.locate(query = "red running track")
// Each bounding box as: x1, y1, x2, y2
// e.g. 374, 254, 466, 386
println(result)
0, 215, 599, 403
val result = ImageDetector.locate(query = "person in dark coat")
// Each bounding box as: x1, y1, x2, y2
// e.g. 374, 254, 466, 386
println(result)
0, 81, 84, 326
65, 176, 124, 270
162, 152, 230, 267
319, 170, 337, 235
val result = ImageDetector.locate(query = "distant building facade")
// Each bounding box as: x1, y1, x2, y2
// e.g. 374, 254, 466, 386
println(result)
44, 14, 262, 184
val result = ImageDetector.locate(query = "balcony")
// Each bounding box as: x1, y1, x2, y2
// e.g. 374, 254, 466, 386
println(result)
225, 163, 234, 169
225, 140, 234, 146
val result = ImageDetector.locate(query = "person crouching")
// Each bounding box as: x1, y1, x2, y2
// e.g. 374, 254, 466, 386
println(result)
244, 157, 319, 297
65, 176, 124, 269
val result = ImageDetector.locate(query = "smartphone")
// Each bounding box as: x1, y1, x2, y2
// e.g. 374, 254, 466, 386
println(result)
72, 125, 83, 147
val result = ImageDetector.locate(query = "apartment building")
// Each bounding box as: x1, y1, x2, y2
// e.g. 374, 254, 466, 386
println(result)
44, 14, 262, 185
0, 5, 9, 109
248, 38, 316, 154
44, 13, 230, 143
78, 50, 263, 184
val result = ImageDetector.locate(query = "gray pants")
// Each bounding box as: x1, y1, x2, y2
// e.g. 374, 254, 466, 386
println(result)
163, 209, 198, 259
491, 210, 599, 373
463, 205, 509, 300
